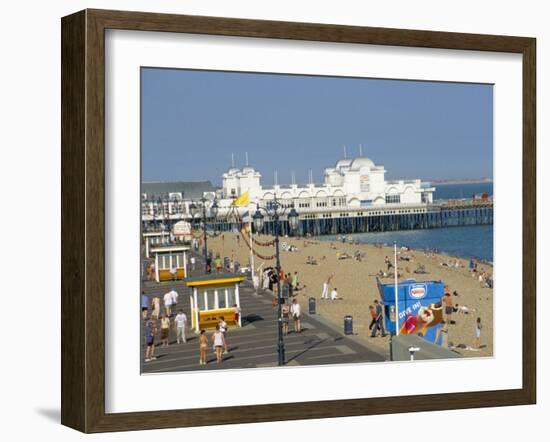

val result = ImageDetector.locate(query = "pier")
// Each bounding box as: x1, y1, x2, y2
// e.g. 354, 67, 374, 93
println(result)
210, 200, 493, 236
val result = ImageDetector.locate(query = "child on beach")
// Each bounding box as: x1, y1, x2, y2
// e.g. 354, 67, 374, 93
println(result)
199, 330, 208, 365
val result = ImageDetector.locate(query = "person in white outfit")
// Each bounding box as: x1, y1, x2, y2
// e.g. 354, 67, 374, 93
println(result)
330, 288, 339, 300
290, 299, 302, 333
174, 310, 187, 343
321, 274, 334, 300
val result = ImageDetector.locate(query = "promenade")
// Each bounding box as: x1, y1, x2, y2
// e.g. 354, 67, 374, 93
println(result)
141, 253, 386, 373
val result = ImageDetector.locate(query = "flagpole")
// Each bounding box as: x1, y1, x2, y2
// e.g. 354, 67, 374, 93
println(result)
394, 241, 399, 336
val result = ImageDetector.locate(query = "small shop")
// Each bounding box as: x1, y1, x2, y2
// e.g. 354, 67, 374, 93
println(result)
143, 231, 170, 258
151, 245, 189, 282
186, 274, 245, 333
377, 278, 445, 343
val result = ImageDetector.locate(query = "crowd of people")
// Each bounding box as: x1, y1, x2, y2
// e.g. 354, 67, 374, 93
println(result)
141, 288, 234, 365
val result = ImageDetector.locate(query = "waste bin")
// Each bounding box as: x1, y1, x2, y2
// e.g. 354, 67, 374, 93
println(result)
308, 297, 316, 314
344, 315, 353, 335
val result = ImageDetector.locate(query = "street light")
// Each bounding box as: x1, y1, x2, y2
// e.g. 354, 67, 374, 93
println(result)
252, 196, 300, 366
189, 196, 219, 273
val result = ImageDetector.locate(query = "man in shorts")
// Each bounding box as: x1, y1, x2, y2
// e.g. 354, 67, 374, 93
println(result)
144, 317, 157, 362
442, 291, 454, 325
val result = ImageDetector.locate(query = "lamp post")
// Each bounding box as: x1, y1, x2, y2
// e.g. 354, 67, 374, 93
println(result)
189, 196, 219, 273
252, 196, 299, 366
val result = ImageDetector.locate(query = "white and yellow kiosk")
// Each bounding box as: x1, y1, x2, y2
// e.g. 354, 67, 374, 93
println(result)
151, 245, 189, 282
143, 231, 170, 258
186, 274, 244, 333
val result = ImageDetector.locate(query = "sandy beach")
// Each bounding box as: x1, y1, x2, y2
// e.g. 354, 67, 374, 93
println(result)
205, 231, 494, 359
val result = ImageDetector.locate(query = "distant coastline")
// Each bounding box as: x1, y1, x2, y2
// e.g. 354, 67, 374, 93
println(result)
427, 178, 493, 186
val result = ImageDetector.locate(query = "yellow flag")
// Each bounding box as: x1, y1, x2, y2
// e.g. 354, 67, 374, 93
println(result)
233, 191, 250, 207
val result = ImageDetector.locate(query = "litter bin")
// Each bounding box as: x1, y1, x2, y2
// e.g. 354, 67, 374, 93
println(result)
344, 315, 353, 335
308, 297, 316, 314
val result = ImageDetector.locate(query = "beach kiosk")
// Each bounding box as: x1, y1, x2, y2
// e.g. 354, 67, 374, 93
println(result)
143, 231, 170, 258
186, 273, 244, 333
377, 278, 446, 343
151, 245, 189, 282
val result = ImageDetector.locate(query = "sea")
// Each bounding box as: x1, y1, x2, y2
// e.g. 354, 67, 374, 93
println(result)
320, 182, 494, 262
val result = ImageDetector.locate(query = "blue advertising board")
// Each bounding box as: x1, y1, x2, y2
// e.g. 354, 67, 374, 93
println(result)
377, 278, 446, 343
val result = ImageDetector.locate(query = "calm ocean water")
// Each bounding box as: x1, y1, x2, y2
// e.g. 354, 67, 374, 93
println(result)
433, 182, 493, 200
320, 183, 494, 262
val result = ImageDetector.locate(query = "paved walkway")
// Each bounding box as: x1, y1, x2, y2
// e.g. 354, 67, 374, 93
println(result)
141, 253, 386, 373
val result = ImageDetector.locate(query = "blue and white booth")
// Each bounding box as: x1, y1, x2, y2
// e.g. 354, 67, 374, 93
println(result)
377, 278, 446, 343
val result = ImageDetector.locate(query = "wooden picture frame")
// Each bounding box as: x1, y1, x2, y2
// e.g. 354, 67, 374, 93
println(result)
61, 9, 536, 433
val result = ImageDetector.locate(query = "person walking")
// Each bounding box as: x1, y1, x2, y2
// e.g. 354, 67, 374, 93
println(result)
163, 290, 172, 317
190, 255, 196, 272
281, 299, 290, 335
321, 274, 333, 300
144, 317, 157, 362
475, 317, 482, 348
372, 299, 386, 337
170, 288, 179, 312
214, 254, 223, 273
212, 325, 226, 363
290, 298, 302, 334
292, 271, 299, 292
442, 290, 454, 325
141, 291, 149, 319
199, 329, 208, 365
175, 309, 187, 344
368, 305, 377, 333
151, 296, 160, 320
218, 316, 229, 354
160, 314, 171, 347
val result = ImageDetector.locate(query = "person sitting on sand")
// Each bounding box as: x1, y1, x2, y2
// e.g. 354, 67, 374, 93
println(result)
330, 288, 342, 301
454, 304, 477, 314
414, 264, 428, 274
306, 256, 318, 265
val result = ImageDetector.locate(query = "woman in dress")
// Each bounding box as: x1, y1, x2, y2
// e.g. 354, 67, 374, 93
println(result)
211, 325, 226, 364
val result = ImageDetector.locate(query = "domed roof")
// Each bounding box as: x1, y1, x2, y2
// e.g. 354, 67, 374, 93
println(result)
241, 166, 256, 174
335, 159, 352, 169
350, 157, 375, 171
226, 167, 240, 175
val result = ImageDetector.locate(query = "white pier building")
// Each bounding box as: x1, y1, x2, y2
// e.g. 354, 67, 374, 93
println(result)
221, 156, 435, 209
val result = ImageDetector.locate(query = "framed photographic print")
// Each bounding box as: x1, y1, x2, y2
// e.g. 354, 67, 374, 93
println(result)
61, 9, 536, 433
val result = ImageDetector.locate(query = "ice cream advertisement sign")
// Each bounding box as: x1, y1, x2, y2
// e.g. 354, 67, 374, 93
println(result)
409, 284, 427, 299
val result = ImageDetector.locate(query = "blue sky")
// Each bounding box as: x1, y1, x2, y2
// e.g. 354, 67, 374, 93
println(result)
141, 68, 493, 185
